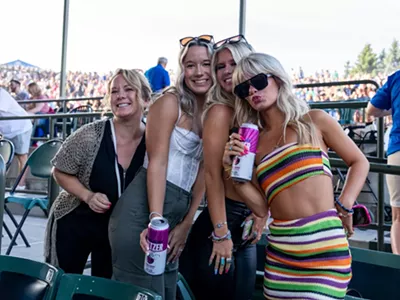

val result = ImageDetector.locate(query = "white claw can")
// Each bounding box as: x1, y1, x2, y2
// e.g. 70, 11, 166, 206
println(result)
144, 217, 169, 275
231, 123, 259, 182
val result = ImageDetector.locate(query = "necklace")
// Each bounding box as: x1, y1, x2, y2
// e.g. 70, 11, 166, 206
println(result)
274, 133, 284, 149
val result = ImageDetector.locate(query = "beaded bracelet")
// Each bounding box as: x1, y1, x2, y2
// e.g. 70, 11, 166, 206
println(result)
209, 230, 232, 243
334, 197, 354, 214
214, 221, 228, 229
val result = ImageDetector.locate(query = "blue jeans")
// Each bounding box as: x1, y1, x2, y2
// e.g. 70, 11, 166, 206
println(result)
179, 198, 257, 300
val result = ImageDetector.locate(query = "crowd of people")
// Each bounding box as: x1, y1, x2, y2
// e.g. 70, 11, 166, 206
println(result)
0, 58, 390, 108
1, 35, 399, 300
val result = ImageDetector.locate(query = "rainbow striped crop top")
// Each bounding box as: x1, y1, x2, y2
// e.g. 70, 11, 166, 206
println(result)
256, 142, 332, 205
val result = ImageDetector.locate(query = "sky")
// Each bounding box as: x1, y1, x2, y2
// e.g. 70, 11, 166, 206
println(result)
1, 0, 400, 76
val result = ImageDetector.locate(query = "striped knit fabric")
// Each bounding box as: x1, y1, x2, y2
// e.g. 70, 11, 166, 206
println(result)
264, 209, 352, 300
256, 142, 332, 205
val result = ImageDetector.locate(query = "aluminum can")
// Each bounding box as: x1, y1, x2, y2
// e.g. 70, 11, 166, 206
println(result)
231, 123, 259, 182
144, 217, 169, 275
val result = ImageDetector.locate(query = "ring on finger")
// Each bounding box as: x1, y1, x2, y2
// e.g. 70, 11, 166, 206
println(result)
226, 257, 232, 263
229, 145, 233, 151
220, 257, 225, 266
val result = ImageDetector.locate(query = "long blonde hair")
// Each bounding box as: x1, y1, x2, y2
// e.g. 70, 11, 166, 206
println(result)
232, 53, 318, 145
203, 42, 254, 125
162, 39, 214, 117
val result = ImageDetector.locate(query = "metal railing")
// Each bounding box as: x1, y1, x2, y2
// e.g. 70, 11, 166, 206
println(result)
304, 80, 388, 251
0, 156, 6, 249
17, 96, 103, 105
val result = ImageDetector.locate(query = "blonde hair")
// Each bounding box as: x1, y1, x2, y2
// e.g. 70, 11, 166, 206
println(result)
104, 68, 152, 110
232, 53, 318, 145
163, 39, 214, 117
27, 82, 42, 98
203, 42, 254, 125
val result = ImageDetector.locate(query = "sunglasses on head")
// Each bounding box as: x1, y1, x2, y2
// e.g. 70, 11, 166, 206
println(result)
213, 34, 248, 50
233, 73, 273, 99
179, 35, 214, 47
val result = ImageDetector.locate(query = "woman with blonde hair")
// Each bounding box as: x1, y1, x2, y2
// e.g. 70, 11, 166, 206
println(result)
180, 35, 267, 300
224, 53, 369, 299
45, 69, 150, 278
27, 82, 51, 114
109, 35, 214, 300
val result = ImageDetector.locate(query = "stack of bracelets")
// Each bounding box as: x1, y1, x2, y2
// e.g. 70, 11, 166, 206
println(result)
209, 230, 232, 243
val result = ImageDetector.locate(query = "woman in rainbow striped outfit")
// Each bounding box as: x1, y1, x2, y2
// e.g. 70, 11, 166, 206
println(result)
222, 53, 370, 300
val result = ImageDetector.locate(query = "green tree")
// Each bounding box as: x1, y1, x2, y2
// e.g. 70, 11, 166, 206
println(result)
385, 39, 400, 74
344, 61, 352, 78
377, 49, 386, 72
353, 44, 378, 75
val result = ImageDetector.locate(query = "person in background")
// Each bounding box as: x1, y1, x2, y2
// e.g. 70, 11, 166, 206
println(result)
27, 82, 52, 114
366, 69, 400, 254
226, 53, 369, 299
0, 88, 32, 189
109, 35, 214, 300
145, 57, 171, 93
180, 35, 265, 300
44, 69, 150, 278
9, 78, 29, 101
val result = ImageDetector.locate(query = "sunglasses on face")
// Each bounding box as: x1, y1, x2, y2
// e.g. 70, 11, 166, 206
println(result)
233, 73, 273, 99
213, 34, 248, 50
179, 35, 214, 47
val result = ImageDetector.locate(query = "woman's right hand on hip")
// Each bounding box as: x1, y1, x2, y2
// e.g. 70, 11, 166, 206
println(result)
209, 238, 233, 275
85, 192, 111, 213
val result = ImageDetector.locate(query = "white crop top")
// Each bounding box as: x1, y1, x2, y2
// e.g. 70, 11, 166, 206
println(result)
143, 105, 203, 192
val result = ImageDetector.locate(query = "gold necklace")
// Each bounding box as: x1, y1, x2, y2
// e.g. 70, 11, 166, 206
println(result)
274, 133, 284, 149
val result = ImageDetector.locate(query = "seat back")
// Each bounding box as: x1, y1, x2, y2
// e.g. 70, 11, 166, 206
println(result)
177, 272, 195, 300
28, 139, 63, 178
10, 139, 62, 193
349, 247, 400, 300
69, 105, 94, 132
55, 274, 162, 300
0, 255, 61, 300
0, 139, 15, 169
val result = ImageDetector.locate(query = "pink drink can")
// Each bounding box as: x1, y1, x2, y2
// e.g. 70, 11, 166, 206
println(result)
144, 217, 169, 275
231, 123, 259, 182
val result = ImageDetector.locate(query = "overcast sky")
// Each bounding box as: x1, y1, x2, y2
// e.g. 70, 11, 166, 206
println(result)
2, 0, 399, 75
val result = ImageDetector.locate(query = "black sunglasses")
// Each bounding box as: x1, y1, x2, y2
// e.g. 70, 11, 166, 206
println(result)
213, 34, 248, 50
233, 73, 273, 99
179, 35, 214, 47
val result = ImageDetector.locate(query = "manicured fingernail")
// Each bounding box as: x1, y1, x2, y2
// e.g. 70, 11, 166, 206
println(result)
209, 261, 212, 266
214, 269, 218, 275
241, 221, 245, 227
225, 269, 229, 274
240, 136, 245, 141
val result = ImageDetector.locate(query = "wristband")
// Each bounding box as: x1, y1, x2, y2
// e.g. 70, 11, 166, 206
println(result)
334, 197, 354, 214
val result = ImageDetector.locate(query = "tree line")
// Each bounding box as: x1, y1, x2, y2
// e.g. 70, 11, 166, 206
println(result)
344, 39, 400, 77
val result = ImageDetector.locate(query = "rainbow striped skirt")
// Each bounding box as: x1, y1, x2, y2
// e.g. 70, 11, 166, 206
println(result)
264, 209, 352, 300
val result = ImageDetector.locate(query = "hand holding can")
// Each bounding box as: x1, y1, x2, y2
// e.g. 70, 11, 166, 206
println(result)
230, 123, 259, 182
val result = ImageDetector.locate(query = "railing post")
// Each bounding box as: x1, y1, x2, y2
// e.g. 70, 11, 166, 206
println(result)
60, 0, 70, 140
239, 0, 246, 36
377, 116, 385, 251
0, 156, 6, 250
49, 116, 54, 139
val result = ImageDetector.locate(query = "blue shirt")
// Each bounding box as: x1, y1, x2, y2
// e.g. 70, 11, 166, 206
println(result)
370, 70, 400, 156
145, 64, 170, 92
